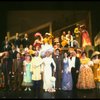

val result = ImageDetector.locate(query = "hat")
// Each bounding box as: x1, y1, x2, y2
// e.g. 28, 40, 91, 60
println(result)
91, 51, 100, 58
34, 32, 41, 37
40, 44, 54, 57
45, 32, 50, 36
76, 23, 80, 27
80, 24, 85, 28
68, 47, 74, 53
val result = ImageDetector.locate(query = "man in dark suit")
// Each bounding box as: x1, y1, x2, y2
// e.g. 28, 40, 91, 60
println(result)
1, 51, 13, 90
9, 45, 18, 60
22, 33, 30, 48
52, 49, 63, 90
9, 45, 18, 90
2, 36, 12, 52
14, 33, 21, 48
69, 50, 80, 90
12, 52, 23, 91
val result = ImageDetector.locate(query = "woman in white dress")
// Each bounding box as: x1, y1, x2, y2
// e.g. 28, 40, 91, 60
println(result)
43, 50, 56, 92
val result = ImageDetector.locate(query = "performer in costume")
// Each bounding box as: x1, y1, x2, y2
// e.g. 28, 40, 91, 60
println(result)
11, 52, 23, 91
22, 54, 33, 91
33, 32, 43, 48
42, 45, 56, 92
69, 50, 80, 90
62, 52, 73, 90
30, 51, 43, 97
80, 24, 92, 48
1, 51, 13, 90
22, 33, 30, 48
61, 31, 68, 47
74, 24, 81, 47
91, 51, 100, 82
77, 51, 95, 89
52, 49, 63, 90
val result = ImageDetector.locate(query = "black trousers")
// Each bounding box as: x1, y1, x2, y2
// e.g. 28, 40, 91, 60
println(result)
4, 73, 11, 89
33, 80, 42, 97
71, 67, 79, 89
11, 72, 23, 90
55, 71, 62, 89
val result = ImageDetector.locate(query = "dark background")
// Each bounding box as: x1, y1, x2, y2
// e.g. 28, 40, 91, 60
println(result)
0, 1, 100, 46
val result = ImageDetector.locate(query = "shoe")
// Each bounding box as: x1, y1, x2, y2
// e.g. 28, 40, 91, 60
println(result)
45, 89, 47, 92
24, 88, 27, 91
59, 88, 61, 90
28, 88, 31, 91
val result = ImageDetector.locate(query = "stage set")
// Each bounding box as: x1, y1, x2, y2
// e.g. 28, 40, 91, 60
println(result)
0, 2, 100, 99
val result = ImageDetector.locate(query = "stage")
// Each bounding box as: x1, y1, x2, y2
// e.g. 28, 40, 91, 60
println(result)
0, 88, 100, 99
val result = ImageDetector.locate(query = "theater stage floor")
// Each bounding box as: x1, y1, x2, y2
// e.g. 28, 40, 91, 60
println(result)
0, 88, 100, 99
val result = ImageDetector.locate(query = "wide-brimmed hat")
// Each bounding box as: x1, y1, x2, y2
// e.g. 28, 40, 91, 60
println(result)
45, 32, 51, 36
68, 47, 74, 53
91, 51, 100, 58
34, 32, 41, 37
40, 44, 54, 57
80, 24, 85, 28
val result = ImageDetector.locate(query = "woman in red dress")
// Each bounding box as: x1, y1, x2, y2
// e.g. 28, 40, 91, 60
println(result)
80, 24, 92, 48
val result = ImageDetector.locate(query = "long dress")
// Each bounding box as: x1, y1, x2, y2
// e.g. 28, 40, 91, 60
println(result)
22, 61, 33, 86
43, 57, 56, 91
81, 30, 92, 48
76, 57, 95, 89
62, 58, 72, 90
92, 59, 100, 81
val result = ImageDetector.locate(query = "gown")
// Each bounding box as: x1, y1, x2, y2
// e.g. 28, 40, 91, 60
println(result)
43, 57, 56, 90
62, 58, 73, 90
77, 57, 95, 89
22, 61, 33, 86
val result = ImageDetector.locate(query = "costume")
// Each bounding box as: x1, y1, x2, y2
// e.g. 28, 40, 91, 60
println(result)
22, 61, 33, 87
52, 52, 63, 90
62, 58, 72, 90
43, 56, 56, 91
12, 58, 23, 91
22, 38, 30, 48
81, 30, 92, 48
1, 56, 13, 90
30, 55, 43, 96
77, 58, 95, 89
69, 55, 80, 89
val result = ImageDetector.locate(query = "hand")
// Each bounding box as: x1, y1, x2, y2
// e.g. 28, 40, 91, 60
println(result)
12, 72, 14, 74
62, 70, 63, 73
76, 70, 79, 73
1, 72, 4, 75
24, 72, 26, 75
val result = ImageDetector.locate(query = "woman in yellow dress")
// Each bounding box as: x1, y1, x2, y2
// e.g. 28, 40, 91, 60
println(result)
43, 33, 53, 45
76, 51, 95, 89
91, 51, 100, 82
28, 45, 35, 55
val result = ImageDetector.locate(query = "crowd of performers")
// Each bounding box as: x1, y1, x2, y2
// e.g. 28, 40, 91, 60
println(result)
0, 24, 100, 94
